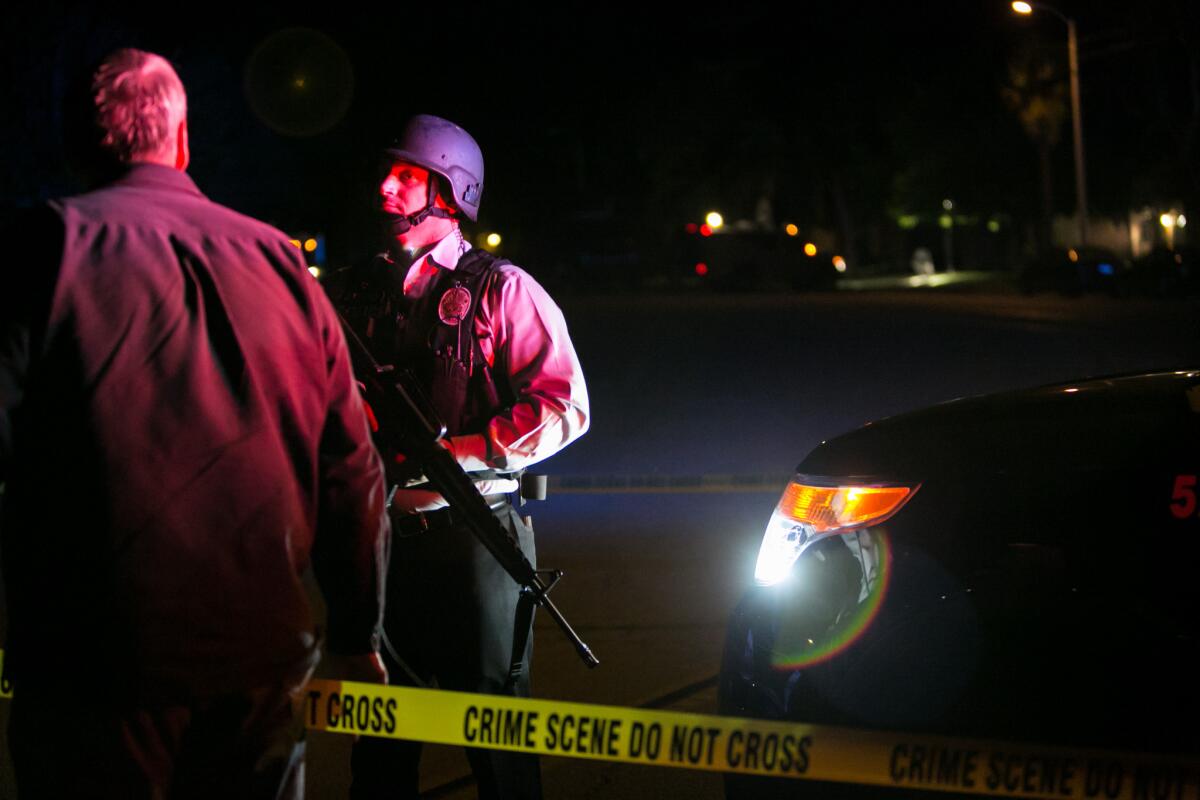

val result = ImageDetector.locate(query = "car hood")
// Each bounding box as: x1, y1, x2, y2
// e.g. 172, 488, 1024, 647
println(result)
798, 369, 1200, 480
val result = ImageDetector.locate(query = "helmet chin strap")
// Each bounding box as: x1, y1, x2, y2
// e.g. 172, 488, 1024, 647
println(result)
382, 174, 455, 236
382, 203, 453, 236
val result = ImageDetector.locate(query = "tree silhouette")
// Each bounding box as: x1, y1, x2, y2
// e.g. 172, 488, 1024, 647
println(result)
1001, 41, 1068, 253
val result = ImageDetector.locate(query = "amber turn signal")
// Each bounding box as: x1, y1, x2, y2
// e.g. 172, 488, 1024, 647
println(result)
777, 482, 916, 534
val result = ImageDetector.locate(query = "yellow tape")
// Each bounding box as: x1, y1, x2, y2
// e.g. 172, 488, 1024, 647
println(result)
2, 648, 1198, 798
304, 680, 1200, 798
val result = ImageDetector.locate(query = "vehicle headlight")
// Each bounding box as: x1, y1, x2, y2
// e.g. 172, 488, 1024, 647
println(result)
753, 476, 918, 586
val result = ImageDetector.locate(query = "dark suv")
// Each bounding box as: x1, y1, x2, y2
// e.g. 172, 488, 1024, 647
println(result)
719, 370, 1200, 798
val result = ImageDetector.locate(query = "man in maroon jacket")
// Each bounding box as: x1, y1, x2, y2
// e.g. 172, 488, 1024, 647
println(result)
0, 48, 389, 798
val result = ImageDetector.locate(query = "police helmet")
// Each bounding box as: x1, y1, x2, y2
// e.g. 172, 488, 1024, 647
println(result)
385, 114, 484, 221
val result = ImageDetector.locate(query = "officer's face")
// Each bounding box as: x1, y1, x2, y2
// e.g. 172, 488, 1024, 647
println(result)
379, 162, 430, 216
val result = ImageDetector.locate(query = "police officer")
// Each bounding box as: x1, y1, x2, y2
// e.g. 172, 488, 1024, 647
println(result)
337, 114, 589, 799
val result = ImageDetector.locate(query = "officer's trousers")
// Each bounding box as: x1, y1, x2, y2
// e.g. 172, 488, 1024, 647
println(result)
350, 502, 542, 800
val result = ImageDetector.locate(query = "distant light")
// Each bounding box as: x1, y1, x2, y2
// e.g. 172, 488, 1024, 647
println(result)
700, 224, 713, 237
1063, 387, 1079, 393
803, 242, 818, 257
832, 255, 847, 272
293, 75, 307, 90
486, 233, 502, 247
1177, 214, 1188, 228
938, 214, 953, 229
685, 223, 699, 234
1176, 254, 1184, 265
987, 219, 1001, 233
1068, 249, 1079, 262
1161, 213, 1177, 229
308, 266, 321, 278
1012, 1, 1033, 14
289, 239, 302, 249
304, 238, 318, 253
785, 223, 799, 237
942, 198, 954, 211
897, 214, 919, 230
1098, 262, 1114, 276
695, 262, 709, 276
705, 211, 724, 230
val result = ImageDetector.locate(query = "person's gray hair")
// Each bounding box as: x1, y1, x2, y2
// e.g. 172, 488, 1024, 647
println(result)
91, 48, 187, 164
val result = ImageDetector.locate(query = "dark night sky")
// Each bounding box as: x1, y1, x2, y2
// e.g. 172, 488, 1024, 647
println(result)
2, 1, 1198, 274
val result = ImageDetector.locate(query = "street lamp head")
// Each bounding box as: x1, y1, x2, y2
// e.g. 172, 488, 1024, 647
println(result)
1011, 1, 1071, 25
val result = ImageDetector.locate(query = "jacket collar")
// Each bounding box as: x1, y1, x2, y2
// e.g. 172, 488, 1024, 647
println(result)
109, 163, 206, 199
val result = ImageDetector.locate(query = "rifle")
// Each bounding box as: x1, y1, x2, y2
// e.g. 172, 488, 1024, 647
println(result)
337, 313, 599, 671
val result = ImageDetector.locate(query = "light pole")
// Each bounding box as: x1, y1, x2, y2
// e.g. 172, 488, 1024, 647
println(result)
1012, 1, 1089, 247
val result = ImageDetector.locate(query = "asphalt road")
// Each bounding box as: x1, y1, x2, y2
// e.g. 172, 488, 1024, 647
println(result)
3, 288, 1199, 799
313, 287, 1200, 799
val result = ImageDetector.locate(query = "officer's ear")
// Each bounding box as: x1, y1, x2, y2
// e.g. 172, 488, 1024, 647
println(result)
173, 119, 190, 171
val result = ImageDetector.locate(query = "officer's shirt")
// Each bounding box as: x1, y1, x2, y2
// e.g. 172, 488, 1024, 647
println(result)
391, 232, 589, 512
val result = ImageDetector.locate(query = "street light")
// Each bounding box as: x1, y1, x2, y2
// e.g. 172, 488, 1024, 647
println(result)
1011, 1, 1089, 246
1160, 211, 1185, 250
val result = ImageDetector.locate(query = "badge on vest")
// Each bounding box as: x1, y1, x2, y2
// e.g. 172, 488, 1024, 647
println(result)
438, 286, 472, 325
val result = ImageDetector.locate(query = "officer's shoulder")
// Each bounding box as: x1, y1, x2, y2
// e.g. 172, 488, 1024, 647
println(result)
484, 260, 563, 312
493, 261, 537, 285
154, 188, 281, 242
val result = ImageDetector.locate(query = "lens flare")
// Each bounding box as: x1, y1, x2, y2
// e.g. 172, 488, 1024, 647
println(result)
770, 531, 893, 670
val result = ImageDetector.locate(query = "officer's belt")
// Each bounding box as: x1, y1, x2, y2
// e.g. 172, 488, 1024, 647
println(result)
392, 495, 510, 536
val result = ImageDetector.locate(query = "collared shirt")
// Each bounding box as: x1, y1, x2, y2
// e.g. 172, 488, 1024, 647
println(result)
0, 164, 388, 694
390, 232, 589, 512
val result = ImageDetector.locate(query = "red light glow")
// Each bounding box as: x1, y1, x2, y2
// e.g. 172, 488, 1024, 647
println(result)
685, 223, 699, 234
700, 224, 713, 237
695, 262, 709, 276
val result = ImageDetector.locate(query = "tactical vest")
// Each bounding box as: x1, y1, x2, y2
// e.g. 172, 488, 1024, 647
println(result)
334, 248, 512, 440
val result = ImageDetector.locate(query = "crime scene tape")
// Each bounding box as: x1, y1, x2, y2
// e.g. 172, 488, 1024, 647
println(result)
301, 680, 1200, 798
3, 651, 1199, 798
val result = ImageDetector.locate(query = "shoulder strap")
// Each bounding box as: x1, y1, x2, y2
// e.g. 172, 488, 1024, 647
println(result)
454, 248, 510, 281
